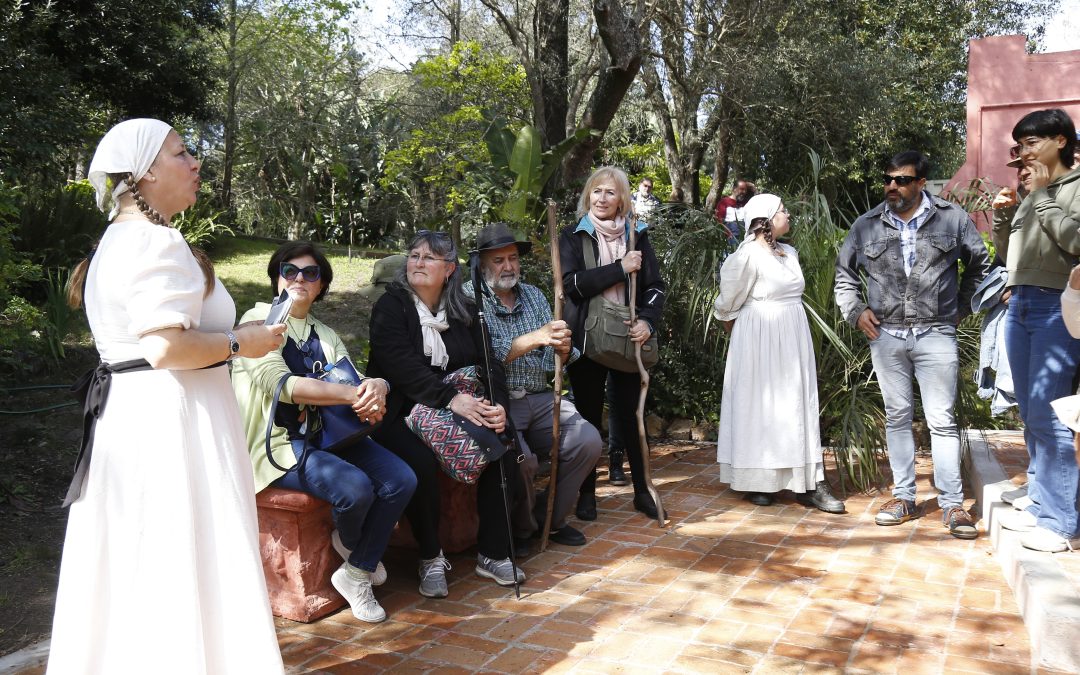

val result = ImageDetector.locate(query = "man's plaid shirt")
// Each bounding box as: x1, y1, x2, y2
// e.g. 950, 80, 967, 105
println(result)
464, 279, 579, 393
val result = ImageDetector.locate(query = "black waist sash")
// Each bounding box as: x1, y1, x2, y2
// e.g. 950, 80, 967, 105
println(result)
63, 358, 225, 506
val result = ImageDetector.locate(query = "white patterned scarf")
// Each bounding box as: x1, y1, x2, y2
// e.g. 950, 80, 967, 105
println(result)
413, 295, 450, 369
87, 118, 173, 219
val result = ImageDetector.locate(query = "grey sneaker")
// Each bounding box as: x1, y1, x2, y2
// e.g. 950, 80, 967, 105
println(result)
331, 563, 386, 623
475, 554, 526, 586
418, 551, 450, 598
331, 530, 387, 586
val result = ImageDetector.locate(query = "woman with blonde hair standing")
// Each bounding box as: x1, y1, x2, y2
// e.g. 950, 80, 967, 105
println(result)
561, 166, 666, 520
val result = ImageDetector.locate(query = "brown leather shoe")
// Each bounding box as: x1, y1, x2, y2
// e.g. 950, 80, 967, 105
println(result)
943, 505, 978, 540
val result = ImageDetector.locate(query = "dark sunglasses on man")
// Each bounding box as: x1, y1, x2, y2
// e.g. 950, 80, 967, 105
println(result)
882, 174, 918, 187
280, 262, 321, 282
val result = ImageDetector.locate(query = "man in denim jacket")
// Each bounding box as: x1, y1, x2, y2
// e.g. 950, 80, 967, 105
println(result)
835, 150, 990, 539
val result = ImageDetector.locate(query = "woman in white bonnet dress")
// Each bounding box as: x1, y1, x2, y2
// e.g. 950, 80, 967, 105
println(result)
712, 193, 844, 513
48, 119, 286, 674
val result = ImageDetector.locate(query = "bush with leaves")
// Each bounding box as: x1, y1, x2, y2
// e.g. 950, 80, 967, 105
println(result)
0, 181, 47, 370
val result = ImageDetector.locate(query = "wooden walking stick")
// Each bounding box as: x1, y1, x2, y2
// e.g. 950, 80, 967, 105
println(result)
629, 227, 666, 528
540, 200, 564, 552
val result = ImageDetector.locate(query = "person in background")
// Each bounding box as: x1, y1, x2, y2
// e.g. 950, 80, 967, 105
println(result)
631, 177, 661, 218
358, 254, 407, 305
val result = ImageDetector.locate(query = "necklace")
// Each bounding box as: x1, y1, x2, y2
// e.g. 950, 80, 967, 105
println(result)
286, 316, 313, 346
116, 207, 141, 216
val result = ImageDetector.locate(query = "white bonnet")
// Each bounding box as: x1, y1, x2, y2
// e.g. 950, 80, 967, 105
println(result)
87, 118, 173, 219
742, 193, 782, 229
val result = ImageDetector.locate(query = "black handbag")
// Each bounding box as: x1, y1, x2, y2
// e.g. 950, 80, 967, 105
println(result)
264, 329, 374, 472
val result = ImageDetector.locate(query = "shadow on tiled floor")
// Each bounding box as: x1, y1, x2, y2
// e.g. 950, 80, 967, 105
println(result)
275, 441, 1048, 674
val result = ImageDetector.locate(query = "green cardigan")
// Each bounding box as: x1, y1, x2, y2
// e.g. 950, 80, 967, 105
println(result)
230, 303, 350, 492
993, 166, 1080, 290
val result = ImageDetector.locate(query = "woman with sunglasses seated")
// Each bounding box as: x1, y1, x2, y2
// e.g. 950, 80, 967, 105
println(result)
231, 241, 417, 623
367, 230, 524, 598
992, 109, 1080, 553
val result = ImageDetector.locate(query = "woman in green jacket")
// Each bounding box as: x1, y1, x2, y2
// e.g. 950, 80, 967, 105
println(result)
994, 109, 1080, 553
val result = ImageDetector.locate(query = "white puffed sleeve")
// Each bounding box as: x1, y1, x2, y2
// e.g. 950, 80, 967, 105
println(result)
122, 226, 205, 337
712, 242, 759, 322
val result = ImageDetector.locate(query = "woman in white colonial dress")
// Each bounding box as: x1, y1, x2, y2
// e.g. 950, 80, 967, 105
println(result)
712, 193, 844, 513
47, 119, 286, 674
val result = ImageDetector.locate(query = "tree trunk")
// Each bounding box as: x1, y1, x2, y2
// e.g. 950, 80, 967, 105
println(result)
535, 0, 569, 150
221, 0, 238, 227
561, 0, 641, 186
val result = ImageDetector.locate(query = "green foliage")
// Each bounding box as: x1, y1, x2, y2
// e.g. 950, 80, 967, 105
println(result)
14, 181, 105, 273
0, 181, 46, 371
173, 207, 234, 250
0, 0, 220, 180
485, 123, 593, 227
381, 41, 531, 238
42, 268, 73, 364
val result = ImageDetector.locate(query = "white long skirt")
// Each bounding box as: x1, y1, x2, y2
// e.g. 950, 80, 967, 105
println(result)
716, 299, 824, 493
47, 367, 283, 675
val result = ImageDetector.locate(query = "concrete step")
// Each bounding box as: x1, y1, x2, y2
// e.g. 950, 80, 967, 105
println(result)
966, 429, 1080, 672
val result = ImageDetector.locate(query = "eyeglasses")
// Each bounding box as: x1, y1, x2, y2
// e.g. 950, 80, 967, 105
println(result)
1016, 136, 1050, 154
408, 252, 451, 265
280, 262, 321, 282
882, 174, 918, 187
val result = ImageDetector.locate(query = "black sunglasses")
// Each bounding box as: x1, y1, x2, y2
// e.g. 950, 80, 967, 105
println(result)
280, 262, 321, 282
882, 174, 918, 187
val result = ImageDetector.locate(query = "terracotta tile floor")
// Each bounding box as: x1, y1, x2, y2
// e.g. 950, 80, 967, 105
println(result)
274, 441, 1047, 674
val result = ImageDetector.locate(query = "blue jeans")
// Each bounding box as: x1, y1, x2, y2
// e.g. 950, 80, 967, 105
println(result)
869, 326, 962, 507
1004, 285, 1080, 539
273, 436, 417, 572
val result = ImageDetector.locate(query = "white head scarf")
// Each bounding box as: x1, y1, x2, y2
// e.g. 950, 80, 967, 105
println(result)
741, 193, 782, 241
87, 118, 173, 219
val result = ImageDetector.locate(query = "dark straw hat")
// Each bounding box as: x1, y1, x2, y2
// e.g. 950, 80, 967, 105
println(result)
471, 222, 532, 255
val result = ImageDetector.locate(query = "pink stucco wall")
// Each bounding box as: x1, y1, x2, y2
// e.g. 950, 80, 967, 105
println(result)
947, 35, 1080, 195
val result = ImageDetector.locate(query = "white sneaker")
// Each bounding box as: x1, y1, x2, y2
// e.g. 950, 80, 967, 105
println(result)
331, 563, 386, 623
1012, 495, 1034, 511
1021, 527, 1080, 553
331, 530, 387, 586
1000, 509, 1037, 532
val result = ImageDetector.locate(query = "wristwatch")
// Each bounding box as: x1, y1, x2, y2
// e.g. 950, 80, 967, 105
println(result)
225, 330, 241, 361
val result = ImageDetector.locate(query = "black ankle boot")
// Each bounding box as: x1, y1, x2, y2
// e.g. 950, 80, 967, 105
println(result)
608, 449, 628, 486
796, 480, 846, 514
576, 491, 597, 521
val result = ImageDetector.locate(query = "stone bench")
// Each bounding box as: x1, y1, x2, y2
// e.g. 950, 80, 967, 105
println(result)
255, 473, 479, 622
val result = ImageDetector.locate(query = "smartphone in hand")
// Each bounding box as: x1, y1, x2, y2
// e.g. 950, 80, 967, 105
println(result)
264, 289, 294, 325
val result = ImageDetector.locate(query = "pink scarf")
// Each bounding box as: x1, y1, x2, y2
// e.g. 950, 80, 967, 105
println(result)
589, 213, 628, 304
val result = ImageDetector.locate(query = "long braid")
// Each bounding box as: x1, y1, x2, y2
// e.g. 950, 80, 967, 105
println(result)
124, 174, 167, 226
747, 217, 786, 256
